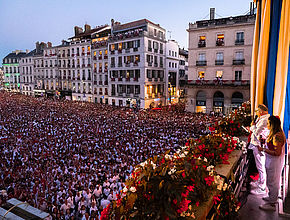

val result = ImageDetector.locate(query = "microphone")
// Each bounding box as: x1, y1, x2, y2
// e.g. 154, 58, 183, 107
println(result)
254, 115, 258, 122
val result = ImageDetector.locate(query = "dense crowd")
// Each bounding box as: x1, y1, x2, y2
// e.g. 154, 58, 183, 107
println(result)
0, 92, 221, 219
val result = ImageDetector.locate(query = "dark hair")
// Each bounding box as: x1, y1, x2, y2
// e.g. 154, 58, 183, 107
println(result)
267, 115, 284, 143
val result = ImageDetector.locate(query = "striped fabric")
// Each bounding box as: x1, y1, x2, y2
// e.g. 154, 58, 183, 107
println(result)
251, 0, 290, 146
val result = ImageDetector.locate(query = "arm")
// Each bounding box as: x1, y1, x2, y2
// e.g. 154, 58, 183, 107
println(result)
257, 134, 284, 156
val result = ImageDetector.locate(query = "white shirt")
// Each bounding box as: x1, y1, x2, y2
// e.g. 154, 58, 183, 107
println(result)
250, 114, 270, 147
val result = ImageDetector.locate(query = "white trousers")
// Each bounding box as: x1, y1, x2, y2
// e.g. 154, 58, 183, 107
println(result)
250, 144, 266, 189
265, 153, 284, 203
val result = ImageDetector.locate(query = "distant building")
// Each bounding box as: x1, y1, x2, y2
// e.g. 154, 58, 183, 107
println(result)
186, 8, 255, 113
108, 19, 166, 108
166, 40, 180, 104
178, 48, 189, 99
19, 49, 36, 96
0, 67, 4, 89
2, 50, 27, 92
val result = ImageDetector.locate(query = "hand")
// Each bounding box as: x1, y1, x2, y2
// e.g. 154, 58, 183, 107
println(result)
257, 146, 263, 151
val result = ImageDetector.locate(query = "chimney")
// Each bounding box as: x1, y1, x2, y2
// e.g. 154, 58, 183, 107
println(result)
84, 24, 91, 32
26, 49, 29, 54
210, 8, 215, 20
36, 41, 40, 53
74, 26, 83, 36
47, 42, 52, 48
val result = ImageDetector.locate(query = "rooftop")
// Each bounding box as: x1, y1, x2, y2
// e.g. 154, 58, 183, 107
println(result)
188, 14, 256, 30
112, 19, 165, 33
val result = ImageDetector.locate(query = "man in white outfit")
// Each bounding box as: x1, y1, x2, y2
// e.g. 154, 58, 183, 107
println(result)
249, 104, 270, 195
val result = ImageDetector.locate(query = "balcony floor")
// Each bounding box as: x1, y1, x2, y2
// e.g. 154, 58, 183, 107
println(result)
239, 193, 286, 220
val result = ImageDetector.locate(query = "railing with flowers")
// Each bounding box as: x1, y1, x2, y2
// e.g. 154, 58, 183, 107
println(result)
101, 102, 251, 219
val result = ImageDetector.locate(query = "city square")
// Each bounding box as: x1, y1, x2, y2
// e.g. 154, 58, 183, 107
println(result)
0, 0, 289, 219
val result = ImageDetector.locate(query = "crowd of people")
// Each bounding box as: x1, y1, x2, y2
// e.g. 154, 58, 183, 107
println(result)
0, 92, 221, 219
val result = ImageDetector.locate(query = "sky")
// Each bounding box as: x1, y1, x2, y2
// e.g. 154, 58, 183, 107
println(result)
0, 0, 253, 64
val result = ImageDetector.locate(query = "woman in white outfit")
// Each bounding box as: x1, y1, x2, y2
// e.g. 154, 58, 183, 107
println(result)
258, 115, 286, 211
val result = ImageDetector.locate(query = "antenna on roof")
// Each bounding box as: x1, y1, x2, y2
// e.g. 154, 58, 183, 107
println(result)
167, 31, 172, 40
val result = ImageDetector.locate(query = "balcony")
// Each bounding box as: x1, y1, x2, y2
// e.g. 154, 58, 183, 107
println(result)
235, 39, 244, 45
187, 79, 250, 87
93, 56, 97, 60
99, 81, 102, 85
87, 52, 91, 55
104, 81, 108, 85
77, 65, 80, 68
154, 63, 158, 67
154, 49, 158, 53
215, 60, 224, 65
99, 55, 102, 60
110, 50, 115, 55
118, 78, 122, 81
198, 41, 206, 48
82, 64, 85, 68
104, 55, 108, 59
148, 62, 153, 67
118, 49, 122, 54
126, 78, 130, 81
233, 59, 245, 65
125, 49, 130, 53
133, 62, 139, 67
216, 40, 224, 46
111, 78, 115, 81
118, 63, 122, 67
148, 47, 152, 52
111, 63, 115, 68
125, 63, 130, 67
76, 53, 80, 56
94, 69, 97, 73
160, 49, 163, 54
104, 68, 108, 72
99, 68, 102, 73
134, 78, 138, 82
196, 60, 207, 66
133, 48, 138, 52
82, 52, 85, 56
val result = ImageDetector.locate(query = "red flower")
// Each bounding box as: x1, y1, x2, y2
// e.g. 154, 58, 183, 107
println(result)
182, 172, 186, 178
204, 176, 214, 186
213, 195, 221, 205
173, 199, 177, 204
209, 126, 215, 132
161, 158, 165, 164
196, 201, 200, 207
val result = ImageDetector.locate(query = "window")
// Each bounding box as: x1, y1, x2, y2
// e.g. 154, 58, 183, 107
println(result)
235, 71, 242, 81
198, 71, 205, 79
236, 32, 244, 44
216, 70, 223, 78
216, 52, 223, 61
198, 53, 206, 61
154, 29, 157, 36
169, 62, 171, 68
235, 51, 244, 60
169, 50, 171, 56
148, 40, 152, 49
216, 34, 224, 46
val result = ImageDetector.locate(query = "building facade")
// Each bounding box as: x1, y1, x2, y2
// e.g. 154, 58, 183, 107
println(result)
0, 67, 4, 89
186, 11, 255, 113
108, 19, 166, 108
166, 40, 180, 104
3, 51, 27, 92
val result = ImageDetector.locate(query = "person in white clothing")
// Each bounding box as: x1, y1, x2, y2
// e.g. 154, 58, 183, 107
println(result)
249, 104, 270, 195
258, 116, 286, 211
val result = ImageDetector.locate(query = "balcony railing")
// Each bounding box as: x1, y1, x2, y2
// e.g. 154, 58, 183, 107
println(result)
148, 47, 152, 52
198, 41, 206, 47
133, 48, 139, 52
235, 39, 244, 45
216, 40, 224, 46
233, 59, 245, 65
188, 79, 250, 86
104, 55, 108, 59
196, 60, 207, 66
215, 60, 224, 65
111, 64, 115, 68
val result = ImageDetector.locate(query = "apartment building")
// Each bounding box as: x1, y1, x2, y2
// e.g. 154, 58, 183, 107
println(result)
186, 9, 255, 113
108, 19, 166, 108
2, 51, 27, 92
